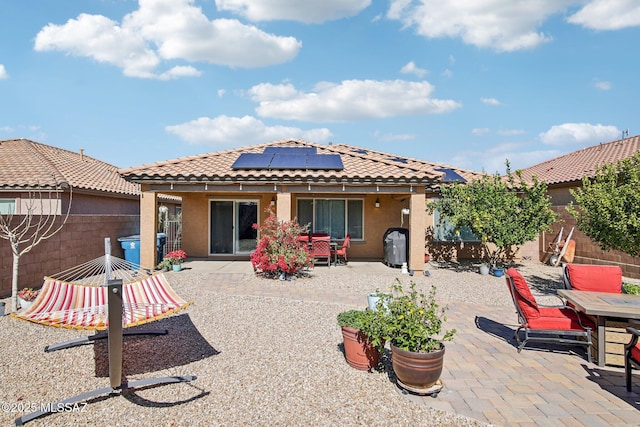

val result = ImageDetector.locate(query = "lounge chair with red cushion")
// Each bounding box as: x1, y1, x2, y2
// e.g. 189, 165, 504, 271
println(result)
505, 268, 594, 363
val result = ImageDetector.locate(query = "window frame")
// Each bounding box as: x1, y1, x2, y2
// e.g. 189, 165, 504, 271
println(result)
431, 206, 481, 243
296, 198, 364, 240
0, 199, 16, 215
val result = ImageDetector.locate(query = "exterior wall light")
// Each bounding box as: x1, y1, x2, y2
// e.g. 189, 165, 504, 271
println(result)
375, 198, 380, 208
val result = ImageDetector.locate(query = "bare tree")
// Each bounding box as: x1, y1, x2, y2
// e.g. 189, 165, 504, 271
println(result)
0, 184, 72, 312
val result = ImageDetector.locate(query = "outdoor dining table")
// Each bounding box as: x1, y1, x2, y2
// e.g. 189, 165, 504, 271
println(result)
557, 289, 640, 366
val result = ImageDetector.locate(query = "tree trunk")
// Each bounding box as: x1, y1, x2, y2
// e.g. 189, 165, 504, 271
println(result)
11, 245, 19, 313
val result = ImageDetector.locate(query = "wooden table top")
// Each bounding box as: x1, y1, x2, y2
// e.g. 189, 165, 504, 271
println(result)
558, 289, 640, 319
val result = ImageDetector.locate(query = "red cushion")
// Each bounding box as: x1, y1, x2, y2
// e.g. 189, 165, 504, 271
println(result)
526, 307, 594, 331
506, 268, 539, 319
631, 345, 640, 363
566, 264, 622, 293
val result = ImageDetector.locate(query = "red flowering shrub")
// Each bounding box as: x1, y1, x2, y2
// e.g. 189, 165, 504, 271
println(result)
250, 209, 312, 279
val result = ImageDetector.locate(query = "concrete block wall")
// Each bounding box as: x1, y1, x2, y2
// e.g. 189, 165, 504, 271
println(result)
541, 207, 640, 279
0, 215, 139, 297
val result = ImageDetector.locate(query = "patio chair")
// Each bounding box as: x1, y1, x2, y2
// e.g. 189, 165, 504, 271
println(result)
331, 234, 351, 265
505, 268, 593, 363
311, 237, 332, 267
624, 326, 640, 391
562, 263, 622, 293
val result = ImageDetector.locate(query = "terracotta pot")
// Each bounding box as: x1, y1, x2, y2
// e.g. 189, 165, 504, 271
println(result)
341, 326, 380, 370
391, 343, 444, 390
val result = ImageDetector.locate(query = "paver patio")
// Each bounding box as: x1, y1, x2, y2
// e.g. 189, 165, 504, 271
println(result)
185, 260, 640, 426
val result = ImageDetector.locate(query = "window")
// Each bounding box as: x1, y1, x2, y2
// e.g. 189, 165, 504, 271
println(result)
297, 199, 363, 239
432, 208, 479, 242
0, 199, 16, 215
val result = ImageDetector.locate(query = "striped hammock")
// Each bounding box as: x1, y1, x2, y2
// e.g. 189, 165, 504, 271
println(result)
11, 256, 192, 330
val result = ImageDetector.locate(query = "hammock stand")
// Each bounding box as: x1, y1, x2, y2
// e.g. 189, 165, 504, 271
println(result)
14, 239, 196, 426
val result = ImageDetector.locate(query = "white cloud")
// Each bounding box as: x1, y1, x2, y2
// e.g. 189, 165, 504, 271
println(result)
216, 0, 371, 23
567, 0, 640, 30
451, 141, 561, 174
387, 0, 572, 51
0, 64, 8, 79
400, 61, 428, 78
441, 69, 453, 78
497, 129, 525, 136
34, 0, 301, 79
481, 97, 501, 106
373, 131, 415, 142
471, 128, 490, 136
249, 79, 461, 122
592, 79, 612, 90
539, 123, 620, 146
165, 115, 333, 145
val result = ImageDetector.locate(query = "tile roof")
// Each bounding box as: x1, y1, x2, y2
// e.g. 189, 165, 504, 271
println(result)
0, 139, 139, 196
120, 139, 484, 186
518, 135, 640, 186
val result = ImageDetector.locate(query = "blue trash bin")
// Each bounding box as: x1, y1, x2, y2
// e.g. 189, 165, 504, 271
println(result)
118, 235, 141, 265
118, 233, 166, 266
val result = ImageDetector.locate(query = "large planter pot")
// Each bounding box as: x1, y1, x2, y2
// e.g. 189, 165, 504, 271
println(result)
391, 343, 445, 391
341, 326, 380, 370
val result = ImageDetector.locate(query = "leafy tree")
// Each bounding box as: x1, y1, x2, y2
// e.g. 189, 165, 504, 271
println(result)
568, 150, 640, 256
428, 164, 557, 267
0, 185, 72, 313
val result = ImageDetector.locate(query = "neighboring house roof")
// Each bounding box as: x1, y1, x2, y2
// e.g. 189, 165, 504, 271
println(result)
518, 135, 640, 186
120, 139, 484, 187
0, 138, 139, 196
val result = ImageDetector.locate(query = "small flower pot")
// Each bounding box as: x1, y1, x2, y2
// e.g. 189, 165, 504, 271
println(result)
479, 264, 490, 275
492, 267, 504, 277
0, 301, 5, 316
172, 264, 182, 272
18, 296, 34, 311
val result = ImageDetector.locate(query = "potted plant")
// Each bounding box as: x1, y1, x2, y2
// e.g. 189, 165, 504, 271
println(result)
164, 249, 187, 272
336, 309, 383, 371
17, 287, 40, 311
374, 280, 456, 392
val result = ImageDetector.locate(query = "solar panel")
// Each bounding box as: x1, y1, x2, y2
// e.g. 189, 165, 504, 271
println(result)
435, 168, 466, 183
264, 147, 316, 155
307, 154, 344, 170
269, 153, 309, 169
388, 157, 408, 164
232, 147, 344, 170
231, 153, 273, 169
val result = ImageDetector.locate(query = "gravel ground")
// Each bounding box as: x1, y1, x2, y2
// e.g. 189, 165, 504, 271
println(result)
1, 260, 638, 426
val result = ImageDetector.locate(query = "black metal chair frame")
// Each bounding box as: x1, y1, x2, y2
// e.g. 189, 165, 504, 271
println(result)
625, 326, 640, 391
506, 274, 593, 363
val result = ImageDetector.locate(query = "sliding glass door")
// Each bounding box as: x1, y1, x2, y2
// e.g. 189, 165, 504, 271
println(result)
209, 200, 258, 255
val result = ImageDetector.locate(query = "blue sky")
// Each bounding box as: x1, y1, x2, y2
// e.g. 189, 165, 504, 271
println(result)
1, 0, 638, 174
